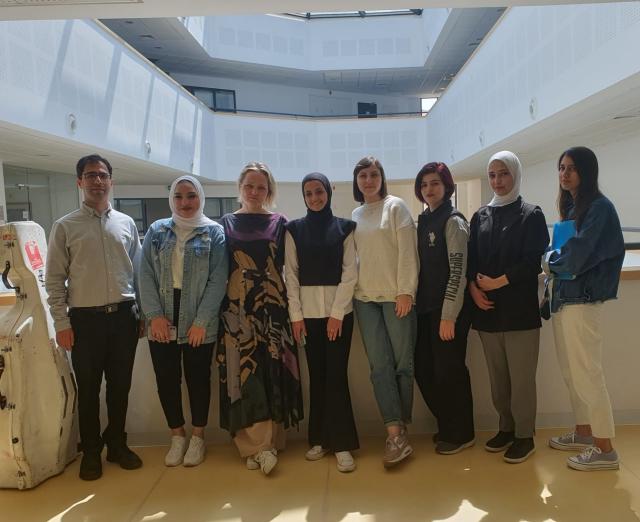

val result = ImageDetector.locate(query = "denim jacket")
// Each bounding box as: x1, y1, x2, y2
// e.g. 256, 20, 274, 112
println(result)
546, 196, 624, 313
139, 218, 228, 343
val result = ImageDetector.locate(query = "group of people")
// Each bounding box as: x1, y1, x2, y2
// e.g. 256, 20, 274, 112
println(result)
45, 146, 625, 482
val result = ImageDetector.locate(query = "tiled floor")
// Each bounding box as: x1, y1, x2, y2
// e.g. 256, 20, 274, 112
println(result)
2, 427, 639, 522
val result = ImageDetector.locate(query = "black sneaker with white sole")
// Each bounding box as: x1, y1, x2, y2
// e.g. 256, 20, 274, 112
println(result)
484, 431, 515, 452
436, 438, 475, 455
503, 437, 535, 463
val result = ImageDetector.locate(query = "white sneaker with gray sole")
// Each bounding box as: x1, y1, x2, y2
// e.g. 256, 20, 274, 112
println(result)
183, 436, 206, 467
165, 435, 187, 467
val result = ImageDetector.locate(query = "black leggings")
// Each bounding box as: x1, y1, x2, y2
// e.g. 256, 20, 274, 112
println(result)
149, 289, 214, 429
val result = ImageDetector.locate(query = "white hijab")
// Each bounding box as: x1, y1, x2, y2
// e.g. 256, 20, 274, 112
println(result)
169, 175, 214, 228
487, 151, 522, 207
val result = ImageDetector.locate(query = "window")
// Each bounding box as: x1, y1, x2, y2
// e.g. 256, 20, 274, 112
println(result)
421, 97, 438, 115
115, 197, 240, 234
187, 86, 236, 112
358, 102, 377, 119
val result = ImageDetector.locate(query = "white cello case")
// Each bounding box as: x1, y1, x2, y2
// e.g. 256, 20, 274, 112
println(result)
0, 221, 78, 489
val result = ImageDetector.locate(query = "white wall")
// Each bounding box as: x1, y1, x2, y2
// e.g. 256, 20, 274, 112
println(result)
427, 2, 640, 166
521, 131, 640, 242
205, 113, 428, 182
0, 19, 210, 177
170, 73, 421, 116
183, 11, 449, 71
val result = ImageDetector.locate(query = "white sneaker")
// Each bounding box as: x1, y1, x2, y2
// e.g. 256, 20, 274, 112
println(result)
335, 451, 356, 473
183, 436, 206, 467
255, 449, 277, 475
165, 435, 187, 467
246, 456, 259, 470
305, 445, 329, 461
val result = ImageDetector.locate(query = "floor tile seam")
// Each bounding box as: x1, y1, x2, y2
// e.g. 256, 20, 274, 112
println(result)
321, 456, 331, 522
127, 466, 168, 522
619, 460, 640, 482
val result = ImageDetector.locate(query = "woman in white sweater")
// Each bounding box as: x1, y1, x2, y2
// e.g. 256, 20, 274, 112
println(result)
351, 156, 419, 468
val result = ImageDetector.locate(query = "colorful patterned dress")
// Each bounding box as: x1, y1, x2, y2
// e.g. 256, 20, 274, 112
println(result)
217, 212, 303, 437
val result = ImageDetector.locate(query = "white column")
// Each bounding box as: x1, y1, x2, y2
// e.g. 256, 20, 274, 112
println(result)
0, 160, 7, 223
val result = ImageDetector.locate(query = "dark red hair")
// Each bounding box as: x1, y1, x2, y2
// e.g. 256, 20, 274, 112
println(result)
414, 162, 455, 203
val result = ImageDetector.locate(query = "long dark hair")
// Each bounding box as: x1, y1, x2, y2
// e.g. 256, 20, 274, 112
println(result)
557, 146, 601, 231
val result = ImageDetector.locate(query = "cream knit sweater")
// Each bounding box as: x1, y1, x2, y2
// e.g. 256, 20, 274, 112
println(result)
352, 195, 418, 302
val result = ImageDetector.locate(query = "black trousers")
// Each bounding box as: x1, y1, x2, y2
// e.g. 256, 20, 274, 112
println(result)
415, 306, 475, 444
70, 301, 139, 453
304, 313, 359, 452
149, 289, 214, 429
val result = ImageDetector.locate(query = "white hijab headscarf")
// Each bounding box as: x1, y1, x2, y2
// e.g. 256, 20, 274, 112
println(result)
487, 151, 522, 207
169, 175, 214, 228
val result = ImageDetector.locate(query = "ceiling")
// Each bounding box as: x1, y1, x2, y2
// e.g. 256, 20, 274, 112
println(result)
0, 0, 616, 22
1, 1, 638, 183
0, 121, 186, 185
102, 9, 505, 96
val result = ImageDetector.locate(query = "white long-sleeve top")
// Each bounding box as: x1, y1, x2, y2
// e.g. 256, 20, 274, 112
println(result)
284, 230, 357, 322
171, 224, 195, 290
352, 195, 418, 302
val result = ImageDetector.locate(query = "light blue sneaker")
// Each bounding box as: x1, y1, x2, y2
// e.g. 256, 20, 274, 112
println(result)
549, 431, 594, 451
567, 447, 619, 471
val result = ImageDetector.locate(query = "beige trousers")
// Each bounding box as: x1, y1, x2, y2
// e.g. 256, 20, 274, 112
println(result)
233, 420, 286, 458
552, 302, 615, 439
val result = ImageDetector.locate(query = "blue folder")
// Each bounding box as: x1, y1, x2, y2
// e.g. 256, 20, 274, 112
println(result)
551, 220, 576, 279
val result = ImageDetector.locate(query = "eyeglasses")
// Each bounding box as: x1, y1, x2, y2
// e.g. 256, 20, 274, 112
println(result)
82, 172, 111, 182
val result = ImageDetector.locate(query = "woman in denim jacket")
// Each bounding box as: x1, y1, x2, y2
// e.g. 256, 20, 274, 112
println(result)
545, 147, 624, 471
139, 175, 228, 468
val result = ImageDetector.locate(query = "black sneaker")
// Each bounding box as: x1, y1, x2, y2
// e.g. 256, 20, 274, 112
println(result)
503, 437, 535, 463
106, 445, 143, 470
436, 438, 475, 455
79, 451, 102, 481
484, 431, 515, 453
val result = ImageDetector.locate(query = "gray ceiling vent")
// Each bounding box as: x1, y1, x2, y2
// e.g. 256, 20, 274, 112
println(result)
0, 0, 141, 6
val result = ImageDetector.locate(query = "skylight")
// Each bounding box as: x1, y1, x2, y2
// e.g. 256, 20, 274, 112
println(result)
281, 9, 423, 20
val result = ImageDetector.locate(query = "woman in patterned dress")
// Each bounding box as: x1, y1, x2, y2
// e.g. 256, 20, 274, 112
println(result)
217, 161, 303, 475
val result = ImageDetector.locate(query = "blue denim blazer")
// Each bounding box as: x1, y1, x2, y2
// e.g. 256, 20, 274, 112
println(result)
547, 196, 624, 312
139, 218, 228, 343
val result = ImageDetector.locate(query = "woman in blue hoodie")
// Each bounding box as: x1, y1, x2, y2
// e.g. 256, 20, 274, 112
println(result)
545, 146, 624, 471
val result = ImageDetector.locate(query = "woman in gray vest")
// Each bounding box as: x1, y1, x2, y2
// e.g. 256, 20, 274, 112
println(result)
414, 162, 475, 455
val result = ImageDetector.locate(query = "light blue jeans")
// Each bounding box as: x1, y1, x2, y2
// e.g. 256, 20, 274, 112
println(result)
354, 299, 416, 427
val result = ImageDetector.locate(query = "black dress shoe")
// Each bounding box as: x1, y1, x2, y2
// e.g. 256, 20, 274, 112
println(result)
79, 451, 103, 481
106, 445, 143, 470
